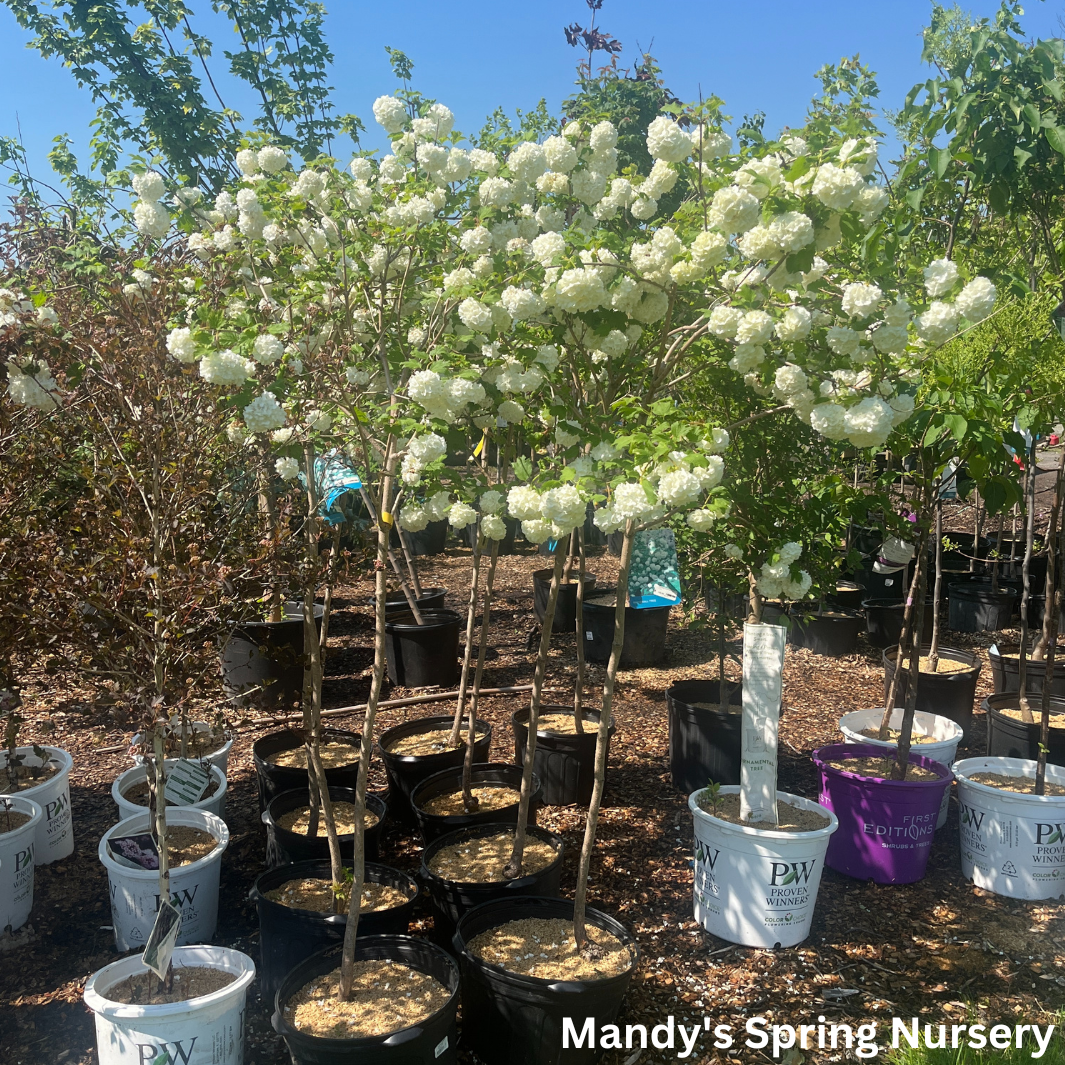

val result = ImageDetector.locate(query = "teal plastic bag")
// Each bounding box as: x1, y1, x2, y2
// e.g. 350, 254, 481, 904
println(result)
629, 529, 681, 608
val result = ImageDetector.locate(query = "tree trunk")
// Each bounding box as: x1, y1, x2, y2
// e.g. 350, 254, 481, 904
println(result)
463, 537, 500, 810
928, 490, 943, 672
573, 528, 587, 735
339, 474, 393, 999
503, 545, 566, 879
573, 521, 634, 951
449, 530, 484, 748
1037, 462, 1065, 795
894, 513, 931, 781
1019, 443, 1037, 721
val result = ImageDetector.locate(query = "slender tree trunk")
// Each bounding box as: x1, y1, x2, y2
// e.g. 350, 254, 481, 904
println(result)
879, 528, 928, 740
151, 725, 171, 985
1034, 458, 1065, 661
573, 521, 634, 951
1037, 510, 1064, 794
449, 531, 483, 747
258, 452, 284, 624
339, 472, 393, 999
504, 546, 566, 879
396, 525, 424, 600
928, 489, 943, 673
894, 515, 931, 781
573, 528, 587, 734
463, 538, 499, 810
1019, 444, 1037, 721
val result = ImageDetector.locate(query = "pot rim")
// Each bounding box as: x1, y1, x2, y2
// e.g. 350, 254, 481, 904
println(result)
688, 785, 838, 840
881, 644, 981, 675
453, 896, 640, 987
510, 705, 609, 733
272, 935, 460, 1048
262, 788, 386, 838
0, 794, 43, 836
981, 693, 1065, 721
384, 609, 461, 632
419, 823, 564, 888
98, 808, 229, 879
0, 744, 73, 777
83, 944, 255, 1020
112, 760, 227, 812
410, 762, 533, 816
838, 708, 963, 747
377, 715, 491, 764
812, 741, 953, 786
249, 859, 418, 918
953, 756, 1065, 802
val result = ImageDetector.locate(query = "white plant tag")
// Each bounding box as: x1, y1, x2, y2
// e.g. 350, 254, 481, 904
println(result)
163, 759, 211, 806
142, 897, 182, 979
739, 621, 786, 825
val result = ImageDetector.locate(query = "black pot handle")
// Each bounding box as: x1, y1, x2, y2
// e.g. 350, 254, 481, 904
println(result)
546, 980, 587, 994
383, 1025, 424, 1046
451, 929, 465, 955
270, 1010, 282, 1034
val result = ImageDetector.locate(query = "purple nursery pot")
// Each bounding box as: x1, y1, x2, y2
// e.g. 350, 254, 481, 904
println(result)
811, 742, 953, 885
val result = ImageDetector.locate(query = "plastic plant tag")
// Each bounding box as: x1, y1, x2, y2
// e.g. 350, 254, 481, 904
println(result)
108, 833, 160, 870
142, 897, 182, 980
628, 529, 681, 608
739, 621, 786, 824
163, 759, 211, 807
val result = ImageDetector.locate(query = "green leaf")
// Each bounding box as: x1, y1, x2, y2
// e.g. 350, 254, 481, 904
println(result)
1023, 102, 1042, 130
943, 414, 968, 442
512, 456, 533, 481
928, 146, 951, 177
784, 155, 810, 182
785, 245, 815, 274
1045, 125, 1065, 155
905, 186, 926, 212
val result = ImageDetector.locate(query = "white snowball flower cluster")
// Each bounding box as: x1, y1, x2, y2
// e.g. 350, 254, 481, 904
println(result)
408, 432, 447, 465
500, 285, 546, 321
243, 392, 287, 433
956, 277, 996, 322
275, 456, 300, 481
252, 334, 284, 365
200, 349, 255, 386
842, 396, 896, 447
554, 267, 607, 312
398, 503, 429, 532
915, 301, 959, 346
613, 482, 658, 520
479, 489, 505, 514
425, 490, 453, 522
841, 282, 882, 319
686, 509, 717, 532
448, 501, 478, 529
923, 258, 959, 298
507, 485, 542, 520
373, 96, 407, 135
708, 186, 761, 234
539, 485, 587, 534
646, 116, 692, 163
6, 360, 59, 408
810, 163, 865, 211
756, 543, 811, 601
258, 145, 289, 173
481, 513, 508, 540
132, 171, 170, 240
458, 298, 494, 332
166, 326, 198, 364
658, 469, 703, 508
407, 369, 486, 421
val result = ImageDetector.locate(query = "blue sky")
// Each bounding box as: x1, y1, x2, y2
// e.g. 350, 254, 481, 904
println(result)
0, 0, 1062, 181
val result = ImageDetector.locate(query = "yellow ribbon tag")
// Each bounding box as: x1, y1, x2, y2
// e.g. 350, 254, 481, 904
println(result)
380, 510, 393, 526
473, 431, 488, 458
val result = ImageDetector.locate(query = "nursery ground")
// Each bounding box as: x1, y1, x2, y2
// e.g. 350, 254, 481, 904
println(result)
2, 540, 1065, 1065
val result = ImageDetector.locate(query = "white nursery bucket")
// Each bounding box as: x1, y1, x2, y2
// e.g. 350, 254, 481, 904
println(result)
131, 720, 233, 774
0, 796, 41, 931
99, 808, 228, 951
955, 757, 1065, 900
112, 761, 228, 822
84, 944, 254, 1065
839, 708, 963, 828
0, 745, 74, 864
689, 786, 838, 948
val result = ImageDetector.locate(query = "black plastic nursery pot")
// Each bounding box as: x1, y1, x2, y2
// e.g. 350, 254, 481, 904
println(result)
263, 787, 386, 868
391, 518, 449, 557
1029, 593, 1065, 631
862, 598, 936, 650
418, 824, 564, 949
410, 763, 540, 845
947, 580, 1015, 633
882, 645, 981, 743
988, 644, 1065, 697
453, 895, 639, 1065
788, 610, 863, 656
250, 860, 420, 1006
379, 587, 447, 620
384, 610, 461, 688
378, 714, 493, 826
253, 727, 362, 812
582, 594, 669, 668
859, 557, 908, 600
511, 706, 613, 806
273, 936, 461, 1065
532, 569, 598, 633
666, 679, 743, 792
983, 693, 1065, 765
221, 601, 324, 710
828, 581, 865, 610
